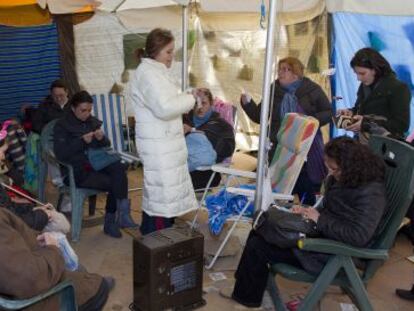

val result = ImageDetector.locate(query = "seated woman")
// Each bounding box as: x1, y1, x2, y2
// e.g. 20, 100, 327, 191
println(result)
0, 133, 69, 233
227, 136, 386, 308
183, 88, 236, 190
53, 91, 138, 238
0, 208, 112, 311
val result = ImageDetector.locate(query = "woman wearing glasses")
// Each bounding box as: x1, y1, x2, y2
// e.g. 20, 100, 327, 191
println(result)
240, 57, 332, 205
338, 47, 411, 142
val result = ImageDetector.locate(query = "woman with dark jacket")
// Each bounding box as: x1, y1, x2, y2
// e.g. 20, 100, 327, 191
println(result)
226, 137, 386, 308
183, 88, 236, 189
54, 91, 137, 238
241, 57, 332, 204
339, 47, 411, 141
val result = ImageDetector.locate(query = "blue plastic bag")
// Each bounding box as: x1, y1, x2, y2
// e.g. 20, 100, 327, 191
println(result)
205, 185, 255, 235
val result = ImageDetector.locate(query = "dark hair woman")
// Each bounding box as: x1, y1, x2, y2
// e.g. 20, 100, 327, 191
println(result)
224, 136, 386, 308
54, 90, 138, 238
338, 47, 411, 141
128, 28, 198, 235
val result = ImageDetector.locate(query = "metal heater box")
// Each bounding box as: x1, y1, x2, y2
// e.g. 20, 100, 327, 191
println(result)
132, 227, 205, 311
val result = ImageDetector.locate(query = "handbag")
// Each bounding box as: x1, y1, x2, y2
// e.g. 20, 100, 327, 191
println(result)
87, 147, 121, 171
252, 207, 319, 248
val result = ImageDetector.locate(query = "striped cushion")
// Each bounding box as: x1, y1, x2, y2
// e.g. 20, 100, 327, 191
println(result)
269, 113, 319, 194
91, 94, 126, 153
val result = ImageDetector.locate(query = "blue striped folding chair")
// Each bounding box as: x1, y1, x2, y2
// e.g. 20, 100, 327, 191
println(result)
91, 93, 140, 164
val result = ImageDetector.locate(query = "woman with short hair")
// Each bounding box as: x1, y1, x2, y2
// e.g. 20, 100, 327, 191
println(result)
241, 57, 332, 205
54, 90, 137, 238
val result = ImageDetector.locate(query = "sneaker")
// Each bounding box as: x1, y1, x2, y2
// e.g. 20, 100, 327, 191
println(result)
103, 276, 116, 292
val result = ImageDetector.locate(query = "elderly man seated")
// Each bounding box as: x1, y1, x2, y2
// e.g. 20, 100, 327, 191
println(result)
183, 88, 235, 190
0, 208, 113, 311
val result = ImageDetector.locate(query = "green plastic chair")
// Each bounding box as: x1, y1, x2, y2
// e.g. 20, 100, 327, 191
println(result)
39, 120, 104, 242
267, 135, 414, 311
0, 279, 77, 310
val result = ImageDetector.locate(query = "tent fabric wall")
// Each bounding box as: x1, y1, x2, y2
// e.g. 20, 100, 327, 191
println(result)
332, 12, 414, 136
0, 23, 60, 121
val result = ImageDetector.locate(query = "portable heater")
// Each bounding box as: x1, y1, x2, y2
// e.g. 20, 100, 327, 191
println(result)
131, 227, 205, 311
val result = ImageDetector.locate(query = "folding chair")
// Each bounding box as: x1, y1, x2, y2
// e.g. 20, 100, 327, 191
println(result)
91, 93, 140, 165
193, 99, 238, 200
197, 113, 320, 269
0, 279, 77, 310
267, 135, 414, 311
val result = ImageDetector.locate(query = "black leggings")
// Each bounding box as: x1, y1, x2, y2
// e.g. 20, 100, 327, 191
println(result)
232, 231, 302, 307
77, 161, 128, 213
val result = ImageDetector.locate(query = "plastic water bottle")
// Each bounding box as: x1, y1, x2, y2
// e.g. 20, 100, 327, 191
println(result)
51, 232, 79, 271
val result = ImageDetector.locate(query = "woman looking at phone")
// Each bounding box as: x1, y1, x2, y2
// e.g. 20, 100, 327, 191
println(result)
338, 48, 411, 140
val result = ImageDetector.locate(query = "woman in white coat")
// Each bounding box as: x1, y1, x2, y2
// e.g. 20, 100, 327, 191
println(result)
129, 28, 198, 234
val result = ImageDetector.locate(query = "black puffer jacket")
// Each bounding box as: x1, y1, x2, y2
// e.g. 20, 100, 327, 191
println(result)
53, 111, 110, 184
294, 176, 387, 274
352, 74, 411, 138
241, 77, 331, 159
32, 96, 70, 134
184, 111, 235, 163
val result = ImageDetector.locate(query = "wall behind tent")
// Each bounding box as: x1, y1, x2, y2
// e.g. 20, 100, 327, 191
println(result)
332, 12, 414, 137
0, 23, 60, 121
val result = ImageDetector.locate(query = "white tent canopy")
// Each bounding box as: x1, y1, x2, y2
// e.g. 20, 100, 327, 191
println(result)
36, 0, 414, 16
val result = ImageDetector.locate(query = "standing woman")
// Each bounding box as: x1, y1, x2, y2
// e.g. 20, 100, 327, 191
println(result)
241, 57, 332, 205
129, 28, 198, 234
340, 47, 411, 140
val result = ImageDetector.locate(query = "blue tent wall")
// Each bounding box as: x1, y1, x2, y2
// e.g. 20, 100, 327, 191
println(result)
0, 23, 60, 121
331, 12, 414, 136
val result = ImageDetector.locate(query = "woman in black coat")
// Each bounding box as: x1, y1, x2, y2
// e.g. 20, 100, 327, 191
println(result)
54, 91, 137, 238
339, 47, 411, 141
241, 57, 332, 205
227, 137, 386, 308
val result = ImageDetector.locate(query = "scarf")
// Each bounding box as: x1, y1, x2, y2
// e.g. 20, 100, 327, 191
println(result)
193, 109, 213, 128
279, 79, 303, 117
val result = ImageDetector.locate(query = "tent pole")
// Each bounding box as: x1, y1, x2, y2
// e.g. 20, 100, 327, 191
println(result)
255, 0, 278, 211
181, 5, 189, 91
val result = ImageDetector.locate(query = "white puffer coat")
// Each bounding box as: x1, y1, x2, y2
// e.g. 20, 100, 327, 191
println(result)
129, 58, 198, 217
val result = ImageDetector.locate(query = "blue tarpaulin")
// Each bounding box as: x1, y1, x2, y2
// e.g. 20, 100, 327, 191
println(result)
0, 23, 60, 121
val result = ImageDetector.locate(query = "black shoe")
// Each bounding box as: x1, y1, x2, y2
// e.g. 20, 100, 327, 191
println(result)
103, 213, 122, 238
396, 285, 414, 301
103, 276, 116, 292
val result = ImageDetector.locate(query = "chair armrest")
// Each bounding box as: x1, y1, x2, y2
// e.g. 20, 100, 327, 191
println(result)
298, 238, 388, 260
226, 187, 294, 201
211, 164, 256, 179
0, 280, 76, 310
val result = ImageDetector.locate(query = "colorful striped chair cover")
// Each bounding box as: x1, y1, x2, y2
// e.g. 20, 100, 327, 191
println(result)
269, 113, 319, 194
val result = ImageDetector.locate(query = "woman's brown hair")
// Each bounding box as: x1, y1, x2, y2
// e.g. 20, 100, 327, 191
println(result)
136, 28, 175, 64
278, 57, 305, 78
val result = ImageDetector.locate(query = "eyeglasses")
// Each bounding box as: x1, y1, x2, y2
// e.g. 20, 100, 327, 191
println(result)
278, 67, 291, 73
